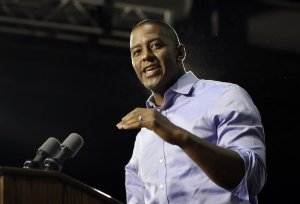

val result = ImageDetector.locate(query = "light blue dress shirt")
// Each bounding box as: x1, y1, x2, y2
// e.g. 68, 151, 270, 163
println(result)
125, 71, 266, 204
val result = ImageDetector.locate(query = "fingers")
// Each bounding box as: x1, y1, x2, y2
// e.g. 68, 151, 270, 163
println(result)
116, 117, 140, 129
116, 108, 145, 129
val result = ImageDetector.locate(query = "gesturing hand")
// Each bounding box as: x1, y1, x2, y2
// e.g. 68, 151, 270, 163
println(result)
116, 107, 185, 145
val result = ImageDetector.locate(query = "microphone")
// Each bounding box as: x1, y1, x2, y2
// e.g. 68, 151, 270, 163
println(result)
43, 133, 84, 171
23, 137, 61, 169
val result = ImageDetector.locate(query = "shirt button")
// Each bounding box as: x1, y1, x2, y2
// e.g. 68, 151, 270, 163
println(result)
159, 159, 164, 163
159, 184, 164, 189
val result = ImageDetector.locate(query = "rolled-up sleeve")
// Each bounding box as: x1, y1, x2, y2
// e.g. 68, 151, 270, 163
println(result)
212, 85, 267, 201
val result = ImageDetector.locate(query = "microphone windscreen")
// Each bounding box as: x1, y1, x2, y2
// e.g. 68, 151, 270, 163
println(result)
38, 137, 61, 156
61, 133, 84, 157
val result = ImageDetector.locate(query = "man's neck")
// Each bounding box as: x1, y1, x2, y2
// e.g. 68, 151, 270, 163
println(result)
153, 93, 165, 107
151, 69, 186, 107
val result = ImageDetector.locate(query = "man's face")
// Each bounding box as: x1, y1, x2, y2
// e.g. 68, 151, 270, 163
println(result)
130, 24, 180, 93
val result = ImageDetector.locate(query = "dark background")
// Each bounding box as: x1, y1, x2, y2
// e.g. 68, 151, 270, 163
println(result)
0, 0, 299, 203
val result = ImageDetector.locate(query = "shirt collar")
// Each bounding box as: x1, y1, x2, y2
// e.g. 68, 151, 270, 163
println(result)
146, 71, 198, 108
169, 71, 198, 95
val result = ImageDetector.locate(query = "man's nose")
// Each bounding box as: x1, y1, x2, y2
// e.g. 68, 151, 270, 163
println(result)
142, 48, 155, 61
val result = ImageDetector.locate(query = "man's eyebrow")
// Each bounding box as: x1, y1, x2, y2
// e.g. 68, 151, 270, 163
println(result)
130, 38, 164, 51
130, 44, 140, 51
148, 37, 163, 43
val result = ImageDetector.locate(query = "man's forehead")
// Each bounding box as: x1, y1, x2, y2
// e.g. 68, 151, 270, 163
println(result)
130, 24, 168, 43
131, 24, 166, 36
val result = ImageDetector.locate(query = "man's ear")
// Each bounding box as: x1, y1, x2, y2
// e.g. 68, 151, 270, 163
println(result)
176, 44, 186, 62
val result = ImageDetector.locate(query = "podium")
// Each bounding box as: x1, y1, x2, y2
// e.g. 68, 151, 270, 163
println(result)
0, 166, 124, 204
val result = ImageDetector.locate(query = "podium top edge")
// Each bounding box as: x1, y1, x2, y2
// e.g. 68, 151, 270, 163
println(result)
0, 166, 124, 204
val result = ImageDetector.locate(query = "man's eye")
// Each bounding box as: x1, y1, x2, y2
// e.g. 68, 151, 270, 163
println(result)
151, 43, 162, 49
133, 49, 142, 56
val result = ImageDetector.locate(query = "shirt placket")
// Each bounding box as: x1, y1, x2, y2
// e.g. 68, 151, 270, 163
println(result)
157, 109, 169, 203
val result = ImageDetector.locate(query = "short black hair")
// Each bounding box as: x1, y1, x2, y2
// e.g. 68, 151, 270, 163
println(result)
131, 19, 180, 45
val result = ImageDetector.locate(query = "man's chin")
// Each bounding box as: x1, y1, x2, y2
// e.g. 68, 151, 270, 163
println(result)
143, 78, 160, 90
